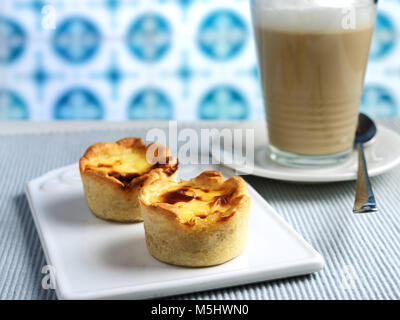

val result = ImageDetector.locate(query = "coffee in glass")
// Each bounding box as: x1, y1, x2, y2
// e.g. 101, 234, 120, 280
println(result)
251, 0, 377, 166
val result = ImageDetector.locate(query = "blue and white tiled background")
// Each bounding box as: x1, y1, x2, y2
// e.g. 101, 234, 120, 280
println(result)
0, 0, 399, 121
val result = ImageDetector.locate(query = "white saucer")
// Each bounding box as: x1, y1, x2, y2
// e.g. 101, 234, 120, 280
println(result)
212, 125, 400, 183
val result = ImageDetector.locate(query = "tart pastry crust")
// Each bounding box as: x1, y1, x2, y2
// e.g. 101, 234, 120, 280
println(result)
79, 138, 178, 223
139, 171, 250, 267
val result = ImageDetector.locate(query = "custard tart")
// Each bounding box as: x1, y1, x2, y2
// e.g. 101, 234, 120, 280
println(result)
139, 171, 250, 267
79, 138, 178, 223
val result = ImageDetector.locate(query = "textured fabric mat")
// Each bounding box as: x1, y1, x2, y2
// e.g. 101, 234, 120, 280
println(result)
1, 119, 400, 300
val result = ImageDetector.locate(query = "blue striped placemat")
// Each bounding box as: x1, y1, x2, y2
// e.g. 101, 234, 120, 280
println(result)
1, 119, 400, 300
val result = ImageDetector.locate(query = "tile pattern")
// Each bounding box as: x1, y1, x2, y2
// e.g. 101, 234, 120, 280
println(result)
0, 0, 399, 120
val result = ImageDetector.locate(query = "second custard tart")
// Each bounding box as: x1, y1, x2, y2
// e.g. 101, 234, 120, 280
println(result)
79, 138, 178, 223
139, 171, 250, 267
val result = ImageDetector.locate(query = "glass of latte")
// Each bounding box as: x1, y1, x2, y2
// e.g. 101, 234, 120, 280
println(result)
251, 0, 377, 166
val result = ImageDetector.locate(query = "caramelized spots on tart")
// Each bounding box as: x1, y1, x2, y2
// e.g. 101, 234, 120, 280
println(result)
162, 188, 199, 204
211, 193, 232, 207
108, 172, 140, 186
87, 151, 178, 188
152, 156, 179, 177
97, 163, 113, 168
156, 184, 234, 223
183, 218, 196, 227
97, 160, 122, 168
85, 147, 178, 183
217, 211, 234, 222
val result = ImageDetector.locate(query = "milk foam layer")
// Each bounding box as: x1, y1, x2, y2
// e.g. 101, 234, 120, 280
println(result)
252, 0, 376, 33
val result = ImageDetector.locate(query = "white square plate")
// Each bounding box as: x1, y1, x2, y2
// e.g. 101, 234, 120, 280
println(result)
26, 164, 324, 300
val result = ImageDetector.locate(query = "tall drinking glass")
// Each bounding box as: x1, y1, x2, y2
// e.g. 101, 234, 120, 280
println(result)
251, 0, 377, 166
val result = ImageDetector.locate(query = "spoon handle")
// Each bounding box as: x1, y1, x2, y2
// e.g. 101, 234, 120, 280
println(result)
353, 144, 378, 213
